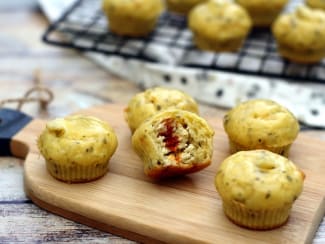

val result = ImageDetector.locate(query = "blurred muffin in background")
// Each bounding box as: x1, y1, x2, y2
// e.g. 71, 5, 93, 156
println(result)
102, 0, 164, 37
166, 0, 207, 15
235, 0, 289, 27
306, 0, 325, 10
188, 0, 252, 52
272, 5, 325, 63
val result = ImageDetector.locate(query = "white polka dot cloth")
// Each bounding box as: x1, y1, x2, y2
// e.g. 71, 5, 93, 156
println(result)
89, 54, 325, 129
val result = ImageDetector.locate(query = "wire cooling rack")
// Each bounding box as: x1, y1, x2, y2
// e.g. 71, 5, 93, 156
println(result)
42, 0, 325, 83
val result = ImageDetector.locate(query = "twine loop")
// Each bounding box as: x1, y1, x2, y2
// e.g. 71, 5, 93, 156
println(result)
0, 70, 54, 111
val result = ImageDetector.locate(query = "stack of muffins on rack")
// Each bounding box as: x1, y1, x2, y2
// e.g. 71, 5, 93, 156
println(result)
101, 0, 325, 63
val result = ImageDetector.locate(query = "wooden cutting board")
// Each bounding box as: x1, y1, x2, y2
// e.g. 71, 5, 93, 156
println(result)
5, 104, 325, 243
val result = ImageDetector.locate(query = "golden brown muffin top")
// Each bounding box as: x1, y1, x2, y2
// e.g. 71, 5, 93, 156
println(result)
102, 0, 164, 20
223, 99, 299, 148
235, 0, 288, 11
215, 150, 305, 210
272, 6, 325, 51
124, 87, 199, 133
306, 0, 325, 10
38, 115, 118, 165
188, 0, 252, 41
167, 0, 206, 5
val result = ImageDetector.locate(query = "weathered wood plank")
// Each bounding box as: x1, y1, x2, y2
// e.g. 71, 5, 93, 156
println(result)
0, 157, 26, 201
0, 158, 135, 243
0, 203, 134, 243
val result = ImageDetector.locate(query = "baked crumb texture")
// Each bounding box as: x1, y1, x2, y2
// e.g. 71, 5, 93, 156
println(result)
132, 109, 214, 179
215, 150, 305, 230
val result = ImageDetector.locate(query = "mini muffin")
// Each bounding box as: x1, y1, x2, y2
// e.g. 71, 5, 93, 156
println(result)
166, 0, 207, 15
124, 87, 199, 133
223, 99, 299, 156
215, 150, 305, 230
102, 0, 164, 37
306, 0, 325, 10
38, 115, 118, 183
132, 109, 214, 179
188, 0, 252, 52
235, 0, 289, 27
272, 5, 325, 63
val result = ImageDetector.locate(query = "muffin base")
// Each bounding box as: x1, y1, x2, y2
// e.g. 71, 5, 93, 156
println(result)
144, 160, 211, 179
229, 140, 291, 157
249, 12, 279, 27
108, 16, 158, 37
166, 0, 205, 15
166, 2, 191, 14
277, 46, 325, 64
46, 161, 109, 183
193, 35, 244, 52
223, 201, 291, 230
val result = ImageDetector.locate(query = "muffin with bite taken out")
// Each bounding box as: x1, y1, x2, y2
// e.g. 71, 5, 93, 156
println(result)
132, 109, 214, 179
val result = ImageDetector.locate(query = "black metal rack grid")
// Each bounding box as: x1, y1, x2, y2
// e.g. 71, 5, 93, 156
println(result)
42, 0, 325, 83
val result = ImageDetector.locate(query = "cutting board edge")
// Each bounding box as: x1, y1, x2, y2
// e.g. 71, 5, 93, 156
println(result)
306, 196, 325, 244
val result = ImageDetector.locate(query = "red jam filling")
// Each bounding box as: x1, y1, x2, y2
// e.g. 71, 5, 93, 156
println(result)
158, 118, 179, 152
